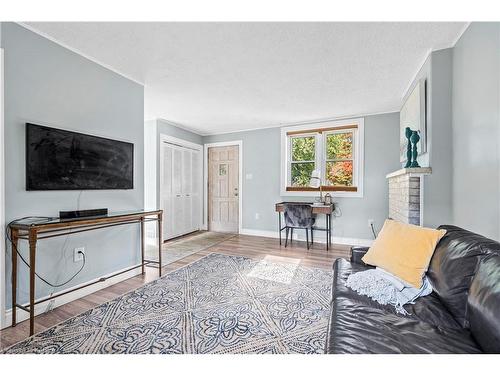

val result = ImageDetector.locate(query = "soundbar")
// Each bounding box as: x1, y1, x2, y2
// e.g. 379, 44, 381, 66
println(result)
59, 208, 108, 220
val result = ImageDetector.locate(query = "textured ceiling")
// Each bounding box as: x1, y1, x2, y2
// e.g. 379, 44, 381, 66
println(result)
24, 22, 467, 135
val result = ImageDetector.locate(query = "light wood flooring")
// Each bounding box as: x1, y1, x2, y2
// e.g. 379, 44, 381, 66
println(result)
0, 233, 349, 350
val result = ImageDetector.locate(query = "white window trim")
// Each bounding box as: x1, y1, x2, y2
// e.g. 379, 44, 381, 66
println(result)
280, 117, 364, 198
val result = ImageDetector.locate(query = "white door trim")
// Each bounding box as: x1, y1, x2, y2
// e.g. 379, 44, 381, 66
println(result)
0, 48, 6, 329
203, 141, 243, 233
159, 133, 203, 152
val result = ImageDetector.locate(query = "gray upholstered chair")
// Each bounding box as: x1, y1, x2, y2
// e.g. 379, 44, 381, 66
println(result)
283, 204, 316, 250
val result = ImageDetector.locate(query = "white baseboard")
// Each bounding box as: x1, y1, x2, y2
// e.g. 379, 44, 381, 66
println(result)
2, 263, 143, 329
240, 228, 373, 247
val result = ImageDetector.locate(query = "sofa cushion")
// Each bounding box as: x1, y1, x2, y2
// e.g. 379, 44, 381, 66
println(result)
467, 255, 500, 353
333, 259, 462, 329
427, 225, 500, 328
326, 258, 481, 354
326, 294, 482, 354
361, 220, 446, 288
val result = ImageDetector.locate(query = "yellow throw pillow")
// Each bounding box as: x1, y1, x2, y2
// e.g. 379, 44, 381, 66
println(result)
362, 220, 446, 288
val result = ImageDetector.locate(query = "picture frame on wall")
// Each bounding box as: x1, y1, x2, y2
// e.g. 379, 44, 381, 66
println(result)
400, 78, 427, 163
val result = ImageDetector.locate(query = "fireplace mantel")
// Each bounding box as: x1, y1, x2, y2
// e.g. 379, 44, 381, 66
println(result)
386, 167, 432, 179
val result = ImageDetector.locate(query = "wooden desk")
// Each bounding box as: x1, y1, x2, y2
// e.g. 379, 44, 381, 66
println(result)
8, 209, 162, 336
275, 202, 334, 250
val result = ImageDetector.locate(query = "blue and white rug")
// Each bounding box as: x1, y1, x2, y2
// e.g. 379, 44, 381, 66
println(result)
3, 253, 333, 354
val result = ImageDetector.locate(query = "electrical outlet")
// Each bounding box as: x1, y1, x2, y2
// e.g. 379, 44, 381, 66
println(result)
73, 247, 85, 262
368, 219, 374, 228
255, 213, 260, 220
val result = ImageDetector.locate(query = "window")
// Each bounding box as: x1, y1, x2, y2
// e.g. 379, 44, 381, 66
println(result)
281, 118, 364, 197
324, 130, 354, 187
290, 135, 316, 187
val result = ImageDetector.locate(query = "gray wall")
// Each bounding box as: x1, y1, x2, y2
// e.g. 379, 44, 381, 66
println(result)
156, 119, 203, 145
1, 23, 144, 308
203, 112, 400, 240
451, 22, 500, 239
403, 49, 454, 229
426, 49, 454, 228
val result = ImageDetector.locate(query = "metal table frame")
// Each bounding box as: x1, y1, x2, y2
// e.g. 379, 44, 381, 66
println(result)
275, 202, 333, 250
8, 210, 163, 336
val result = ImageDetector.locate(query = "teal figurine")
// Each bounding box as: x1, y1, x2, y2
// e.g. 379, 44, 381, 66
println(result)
404, 127, 412, 168
410, 130, 420, 168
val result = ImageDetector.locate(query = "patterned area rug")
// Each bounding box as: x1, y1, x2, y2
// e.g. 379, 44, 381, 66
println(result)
146, 231, 236, 267
3, 253, 333, 354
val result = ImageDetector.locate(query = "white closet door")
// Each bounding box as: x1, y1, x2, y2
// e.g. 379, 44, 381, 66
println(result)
160, 141, 202, 240
160, 144, 174, 239
191, 150, 201, 230
181, 149, 192, 235
172, 146, 184, 237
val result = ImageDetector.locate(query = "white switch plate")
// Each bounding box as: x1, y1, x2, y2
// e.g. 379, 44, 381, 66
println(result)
74, 247, 85, 262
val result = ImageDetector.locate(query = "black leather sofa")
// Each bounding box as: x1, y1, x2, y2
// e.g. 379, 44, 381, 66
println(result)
325, 225, 500, 354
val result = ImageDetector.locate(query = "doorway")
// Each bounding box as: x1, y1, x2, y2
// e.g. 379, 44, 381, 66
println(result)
206, 143, 241, 233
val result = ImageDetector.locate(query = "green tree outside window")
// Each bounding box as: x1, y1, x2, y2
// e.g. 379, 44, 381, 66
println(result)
290, 136, 315, 187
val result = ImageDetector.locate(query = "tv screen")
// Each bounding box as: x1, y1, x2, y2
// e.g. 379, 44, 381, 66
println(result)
26, 123, 134, 190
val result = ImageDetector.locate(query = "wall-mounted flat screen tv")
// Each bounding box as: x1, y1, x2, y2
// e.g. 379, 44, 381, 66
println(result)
26, 123, 134, 190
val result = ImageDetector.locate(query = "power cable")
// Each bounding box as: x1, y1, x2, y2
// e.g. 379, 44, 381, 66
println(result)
5, 216, 86, 288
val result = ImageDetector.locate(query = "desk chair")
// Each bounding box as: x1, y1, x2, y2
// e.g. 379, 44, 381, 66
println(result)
283, 204, 316, 250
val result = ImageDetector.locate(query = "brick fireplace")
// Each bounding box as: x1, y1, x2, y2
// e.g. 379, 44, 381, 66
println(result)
387, 168, 432, 226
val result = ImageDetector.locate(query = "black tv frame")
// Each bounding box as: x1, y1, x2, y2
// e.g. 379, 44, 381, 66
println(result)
25, 123, 134, 191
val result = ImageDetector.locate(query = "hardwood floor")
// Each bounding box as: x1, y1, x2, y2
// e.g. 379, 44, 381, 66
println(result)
0, 233, 350, 351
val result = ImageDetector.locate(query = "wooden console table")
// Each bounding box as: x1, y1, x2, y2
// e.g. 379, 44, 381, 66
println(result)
275, 202, 334, 250
8, 209, 163, 336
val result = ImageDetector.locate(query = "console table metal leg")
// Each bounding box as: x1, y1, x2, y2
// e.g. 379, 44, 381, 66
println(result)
278, 213, 282, 246
11, 228, 18, 327
158, 213, 163, 277
140, 217, 145, 275
28, 229, 37, 336
329, 214, 332, 248
326, 215, 329, 251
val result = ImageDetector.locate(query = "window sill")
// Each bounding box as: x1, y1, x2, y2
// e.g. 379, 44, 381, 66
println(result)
281, 186, 363, 198
286, 186, 357, 192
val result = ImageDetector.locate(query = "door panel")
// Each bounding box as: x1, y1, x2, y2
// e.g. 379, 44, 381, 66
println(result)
191, 150, 201, 229
160, 145, 173, 239
173, 147, 182, 196
182, 149, 192, 195
160, 142, 202, 240
208, 145, 239, 233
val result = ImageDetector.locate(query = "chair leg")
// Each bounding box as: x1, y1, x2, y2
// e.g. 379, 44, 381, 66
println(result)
290, 228, 293, 243
285, 227, 289, 248
305, 228, 310, 250
311, 228, 314, 245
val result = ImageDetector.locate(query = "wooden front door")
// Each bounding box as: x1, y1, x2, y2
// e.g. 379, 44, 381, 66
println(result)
208, 145, 239, 233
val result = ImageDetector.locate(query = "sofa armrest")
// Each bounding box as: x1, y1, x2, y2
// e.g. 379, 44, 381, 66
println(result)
350, 246, 370, 265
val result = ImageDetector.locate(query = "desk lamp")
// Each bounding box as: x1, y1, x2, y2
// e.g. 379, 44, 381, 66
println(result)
309, 169, 323, 203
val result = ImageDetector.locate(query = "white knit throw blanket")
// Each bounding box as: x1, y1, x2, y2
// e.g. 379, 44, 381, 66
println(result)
345, 268, 433, 315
